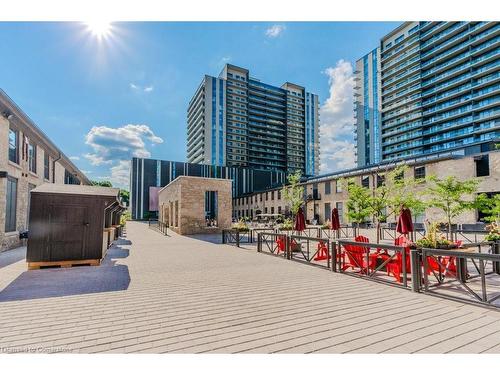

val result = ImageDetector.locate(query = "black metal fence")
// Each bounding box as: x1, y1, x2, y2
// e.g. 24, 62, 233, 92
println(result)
222, 229, 252, 247
336, 240, 414, 289
288, 235, 331, 269
256, 232, 288, 258
422, 242, 500, 307
318, 226, 355, 240
148, 219, 168, 235
254, 230, 500, 308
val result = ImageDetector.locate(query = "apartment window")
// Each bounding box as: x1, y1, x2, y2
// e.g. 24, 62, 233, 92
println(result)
271, 207, 274, 214
44, 152, 50, 180
475, 155, 490, 177
205, 191, 218, 227
336, 202, 344, 224
377, 175, 385, 187
8, 128, 19, 164
264, 207, 268, 214
266, 192, 268, 200
414, 166, 426, 180
361, 175, 370, 188
28, 143, 36, 173
271, 191, 274, 200
324, 181, 331, 195
246, 197, 249, 204
278, 206, 282, 214
5, 177, 17, 232
260, 194, 262, 202
336, 180, 343, 193
277, 190, 281, 200
324, 203, 331, 222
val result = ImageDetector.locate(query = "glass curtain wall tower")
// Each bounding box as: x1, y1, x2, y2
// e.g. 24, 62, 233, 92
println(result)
355, 21, 500, 166
354, 48, 381, 167
187, 64, 320, 176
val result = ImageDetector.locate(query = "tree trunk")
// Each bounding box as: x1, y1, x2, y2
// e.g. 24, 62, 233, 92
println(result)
376, 221, 381, 244
448, 216, 453, 241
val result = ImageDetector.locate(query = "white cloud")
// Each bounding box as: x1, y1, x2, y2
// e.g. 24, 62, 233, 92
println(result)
130, 83, 154, 93
84, 124, 163, 188
319, 59, 356, 173
109, 160, 131, 187
85, 124, 163, 166
265, 24, 286, 38
69, 156, 80, 161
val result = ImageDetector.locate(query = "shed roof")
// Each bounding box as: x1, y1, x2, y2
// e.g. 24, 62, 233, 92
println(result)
31, 184, 119, 197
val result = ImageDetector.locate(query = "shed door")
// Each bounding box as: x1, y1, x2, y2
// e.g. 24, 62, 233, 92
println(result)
48, 204, 89, 261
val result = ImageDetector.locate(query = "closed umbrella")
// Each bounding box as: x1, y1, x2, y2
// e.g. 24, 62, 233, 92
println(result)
294, 207, 306, 232
331, 207, 341, 239
396, 207, 414, 238
331, 208, 341, 230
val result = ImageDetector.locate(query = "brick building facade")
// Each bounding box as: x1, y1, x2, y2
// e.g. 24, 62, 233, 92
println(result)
233, 151, 500, 226
0, 89, 90, 251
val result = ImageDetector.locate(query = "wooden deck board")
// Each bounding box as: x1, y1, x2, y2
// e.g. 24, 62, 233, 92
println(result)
0, 221, 499, 353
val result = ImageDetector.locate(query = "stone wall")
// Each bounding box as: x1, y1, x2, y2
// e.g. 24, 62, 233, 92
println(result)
233, 151, 500, 226
158, 176, 232, 235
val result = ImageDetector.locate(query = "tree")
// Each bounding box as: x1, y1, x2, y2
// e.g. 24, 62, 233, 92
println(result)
343, 178, 372, 234
386, 166, 427, 220
424, 175, 479, 237
476, 193, 500, 224
91, 180, 113, 187
281, 170, 304, 217
367, 166, 427, 243
119, 189, 130, 206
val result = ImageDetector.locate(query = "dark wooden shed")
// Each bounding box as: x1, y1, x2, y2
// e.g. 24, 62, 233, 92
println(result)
27, 184, 123, 269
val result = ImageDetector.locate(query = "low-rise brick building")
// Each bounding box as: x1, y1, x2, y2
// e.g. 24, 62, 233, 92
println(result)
158, 176, 232, 235
0, 89, 90, 251
233, 150, 500, 226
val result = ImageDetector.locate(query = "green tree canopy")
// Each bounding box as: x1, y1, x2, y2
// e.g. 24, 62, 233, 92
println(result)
424, 175, 479, 235
91, 180, 113, 187
476, 193, 500, 224
342, 178, 372, 226
281, 170, 304, 216
119, 189, 130, 206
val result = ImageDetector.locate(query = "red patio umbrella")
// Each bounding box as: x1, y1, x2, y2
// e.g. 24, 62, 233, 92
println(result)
396, 207, 414, 237
294, 207, 306, 232
331, 208, 341, 230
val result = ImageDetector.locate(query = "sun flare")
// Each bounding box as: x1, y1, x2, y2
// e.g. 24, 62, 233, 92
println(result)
85, 21, 113, 39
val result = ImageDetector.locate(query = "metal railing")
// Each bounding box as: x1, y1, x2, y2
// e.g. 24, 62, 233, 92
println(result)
276, 227, 320, 238
222, 229, 252, 247
318, 226, 355, 239
250, 228, 276, 242
288, 235, 331, 270
422, 242, 500, 307
336, 240, 415, 289
148, 219, 168, 235
253, 231, 500, 309
256, 232, 288, 258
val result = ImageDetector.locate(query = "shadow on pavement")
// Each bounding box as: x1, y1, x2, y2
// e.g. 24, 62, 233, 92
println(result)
0, 244, 131, 302
0, 247, 26, 269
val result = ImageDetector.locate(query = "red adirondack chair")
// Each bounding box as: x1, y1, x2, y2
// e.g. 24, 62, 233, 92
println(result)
341, 236, 377, 273
385, 236, 412, 283
275, 237, 286, 254
314, 241, 331, 261
425, 240, 463, 276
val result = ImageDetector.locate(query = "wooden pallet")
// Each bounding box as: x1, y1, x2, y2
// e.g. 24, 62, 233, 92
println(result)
27, 259, 101, 270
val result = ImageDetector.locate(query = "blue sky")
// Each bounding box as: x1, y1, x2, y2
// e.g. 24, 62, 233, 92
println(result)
0, 21, 399, 187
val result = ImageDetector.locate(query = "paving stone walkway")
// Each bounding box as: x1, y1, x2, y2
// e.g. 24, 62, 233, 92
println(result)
0, 221, 499, 353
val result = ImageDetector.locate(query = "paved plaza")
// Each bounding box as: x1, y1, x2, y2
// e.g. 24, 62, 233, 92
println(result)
0, 221, 500, 353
